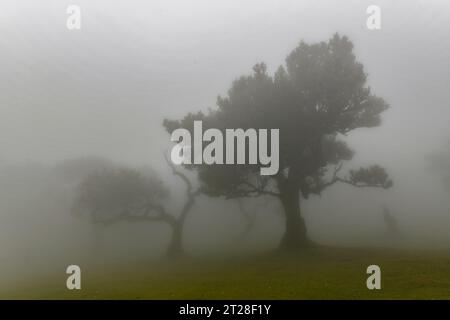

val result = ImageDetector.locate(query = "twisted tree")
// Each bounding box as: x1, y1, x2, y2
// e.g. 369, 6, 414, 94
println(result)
73, 160, 199, 257
164, 34, 392, 251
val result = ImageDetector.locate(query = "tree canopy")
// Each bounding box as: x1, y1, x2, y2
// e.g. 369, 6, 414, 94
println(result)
75, 167, 169, 224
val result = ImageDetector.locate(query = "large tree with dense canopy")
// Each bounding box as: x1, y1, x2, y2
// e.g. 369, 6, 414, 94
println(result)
164, 34, 392, 250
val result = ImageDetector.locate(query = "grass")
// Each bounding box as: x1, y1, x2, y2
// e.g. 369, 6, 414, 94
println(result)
3, 247, 450, 299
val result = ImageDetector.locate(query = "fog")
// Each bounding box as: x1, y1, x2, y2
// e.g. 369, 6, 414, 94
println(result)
1, 0, 450, 291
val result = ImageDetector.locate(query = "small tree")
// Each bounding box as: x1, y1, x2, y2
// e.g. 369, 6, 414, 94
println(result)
164, 34, 392, 251
74, 161, 199, 257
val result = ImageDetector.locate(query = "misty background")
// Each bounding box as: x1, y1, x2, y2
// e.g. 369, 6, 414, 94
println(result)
1, 0, 450, 288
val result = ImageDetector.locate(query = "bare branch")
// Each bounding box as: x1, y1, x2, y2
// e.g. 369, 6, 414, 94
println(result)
242, 181, 281, 198
163, 151, 201, 225
315, 163, 392, 194
164, 152, 200, 198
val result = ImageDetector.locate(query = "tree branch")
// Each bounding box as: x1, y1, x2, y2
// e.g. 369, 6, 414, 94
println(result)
93, 202, 177, 227
242, 181, 281, 198
164, 152, 201, 225
315, 163, 392, 194
164, 152, 200, 198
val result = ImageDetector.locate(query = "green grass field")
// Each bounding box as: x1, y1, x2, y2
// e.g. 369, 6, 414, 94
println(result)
4, 247, 450, 299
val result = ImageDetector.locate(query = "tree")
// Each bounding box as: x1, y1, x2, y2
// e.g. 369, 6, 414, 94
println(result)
427, 140, 450, 191
74, 161, 199, 257
382, 205, 400, 241
164, 34, 392, 251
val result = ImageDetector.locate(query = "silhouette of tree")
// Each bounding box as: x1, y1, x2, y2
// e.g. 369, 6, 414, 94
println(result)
164, 34, 392, 251
73, 160, 199, 257
382, 205, 400, 240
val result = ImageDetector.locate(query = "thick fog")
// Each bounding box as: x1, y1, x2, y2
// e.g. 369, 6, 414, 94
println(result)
1, 0, 450, 289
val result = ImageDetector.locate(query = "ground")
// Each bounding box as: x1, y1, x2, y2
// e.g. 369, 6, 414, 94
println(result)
3, 247, 450, 299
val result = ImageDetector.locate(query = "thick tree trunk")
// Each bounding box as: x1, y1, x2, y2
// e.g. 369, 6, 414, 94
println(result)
278, 181, 310, 251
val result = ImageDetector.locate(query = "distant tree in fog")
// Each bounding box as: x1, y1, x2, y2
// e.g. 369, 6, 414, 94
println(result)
427, 141, 450, 191
382, 205, 400, 241
164, 34, 392, 251
73, 160, 200, 257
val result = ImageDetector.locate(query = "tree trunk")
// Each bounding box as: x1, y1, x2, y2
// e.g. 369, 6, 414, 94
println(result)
167, 222, 183, 258
278, 182, 310, 251
165, 195, 195, 257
